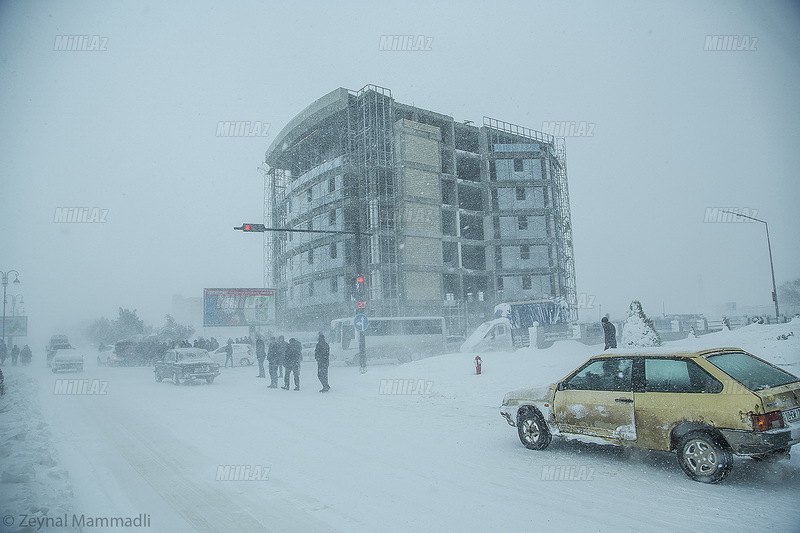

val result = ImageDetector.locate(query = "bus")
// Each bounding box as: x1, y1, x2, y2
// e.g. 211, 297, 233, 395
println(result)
329, 316, 448, 364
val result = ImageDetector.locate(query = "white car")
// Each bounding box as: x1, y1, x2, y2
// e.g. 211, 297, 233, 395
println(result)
209, 344, 254, 366
52, 347, 85, 373
97, 344, 114, 365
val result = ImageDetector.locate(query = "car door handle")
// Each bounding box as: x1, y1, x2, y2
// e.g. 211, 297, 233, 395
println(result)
615, 398, 634, 403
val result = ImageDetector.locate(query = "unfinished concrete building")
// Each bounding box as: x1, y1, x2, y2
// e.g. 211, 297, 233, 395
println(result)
261, 84, 577, 334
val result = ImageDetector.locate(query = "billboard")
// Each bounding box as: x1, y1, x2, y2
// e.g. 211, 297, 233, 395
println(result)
203, 288, 276, 327
1, 316, 28, 337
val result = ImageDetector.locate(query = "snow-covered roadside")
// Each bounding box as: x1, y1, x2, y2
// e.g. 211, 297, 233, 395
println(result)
1, 318, 798, 533
0, 372, 77, 533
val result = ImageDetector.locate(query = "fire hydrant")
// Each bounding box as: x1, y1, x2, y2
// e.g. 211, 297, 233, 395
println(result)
475, 355, 482, 375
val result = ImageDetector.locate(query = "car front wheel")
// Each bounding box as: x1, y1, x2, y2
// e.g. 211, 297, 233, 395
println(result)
155, 370, 162, 382
172, 371, 181, 385
239, 357, 251, 367
677, 431, 732, 483
517, 409, 551, 450
206, 376, 215, 384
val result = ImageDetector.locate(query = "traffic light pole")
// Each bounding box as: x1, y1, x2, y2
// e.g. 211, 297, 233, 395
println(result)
235, 223, 371, 369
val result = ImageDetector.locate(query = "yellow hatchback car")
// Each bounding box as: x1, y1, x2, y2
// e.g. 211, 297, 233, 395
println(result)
500, 347, 800, 483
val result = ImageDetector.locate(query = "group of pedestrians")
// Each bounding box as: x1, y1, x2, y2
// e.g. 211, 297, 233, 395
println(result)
0, 342, 32, 366
254, 333, 330, 393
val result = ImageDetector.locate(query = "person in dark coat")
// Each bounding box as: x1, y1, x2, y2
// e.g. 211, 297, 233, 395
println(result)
0, 342, 6, 365
20, 345, 32, 365
224, 340, 234, 368
282, 338, 301, 390
266, 337, 279, 388
11, 345, 20, 365
255, 335, 266, 378
315, 333, 330, 392
601, 317, 617, 350
276, 335, 288, 378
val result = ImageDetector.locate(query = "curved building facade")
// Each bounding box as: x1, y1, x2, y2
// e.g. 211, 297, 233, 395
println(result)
263, 85, 576, 334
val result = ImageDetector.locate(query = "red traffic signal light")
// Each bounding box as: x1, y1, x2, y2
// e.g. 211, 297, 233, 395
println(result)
356, 276, 365, 284
234, 223, 267, 232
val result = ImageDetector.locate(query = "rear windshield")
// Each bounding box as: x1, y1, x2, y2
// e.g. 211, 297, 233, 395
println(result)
706, 352, 799, 391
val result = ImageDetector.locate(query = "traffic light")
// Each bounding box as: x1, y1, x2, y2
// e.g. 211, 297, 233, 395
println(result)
354, 275, 367, 303
234, 223, 267, 232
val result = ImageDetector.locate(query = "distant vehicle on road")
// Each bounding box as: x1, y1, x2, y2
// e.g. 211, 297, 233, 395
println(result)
46, 334, 72, 366
51, 347, 84, 373
209, 344, 253, 366
301, 341, 317, 361
155, 348, 219, 385
329, 316, 447, 364
97, 344, 114, 365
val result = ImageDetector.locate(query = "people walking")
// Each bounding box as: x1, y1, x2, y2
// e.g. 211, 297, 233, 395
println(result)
224, 340, 234, 368
20, 345, 32, 365
282, 338, 301, 391
276, 335, 287, 378
315, 333, 330, 392
601, 317, 617, 350
255, 335, 266, 378
266, 337, 279, 388
11, 345, 20, 366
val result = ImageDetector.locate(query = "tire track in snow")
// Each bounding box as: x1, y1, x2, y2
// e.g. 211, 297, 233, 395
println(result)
82, 398, 340, 533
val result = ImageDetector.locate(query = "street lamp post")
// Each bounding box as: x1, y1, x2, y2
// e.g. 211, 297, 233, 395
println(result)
9, 295, 24, 316
721, 212, 780, 321
1, 270, 22, 347
7, 294, 24, 349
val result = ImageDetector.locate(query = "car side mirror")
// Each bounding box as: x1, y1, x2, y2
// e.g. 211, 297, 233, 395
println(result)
557, 381, 567, 391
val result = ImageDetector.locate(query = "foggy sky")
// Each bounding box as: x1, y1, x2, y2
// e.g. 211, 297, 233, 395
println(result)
1, 0, 799, 347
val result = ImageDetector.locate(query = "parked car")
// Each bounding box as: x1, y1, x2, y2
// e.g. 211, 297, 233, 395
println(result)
155, 348, 219, 385
209, 344, 254, 366
500, 347, 800, 483
51, 347, 85, 373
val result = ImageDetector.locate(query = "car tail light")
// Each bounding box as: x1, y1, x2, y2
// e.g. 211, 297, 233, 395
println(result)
752, 411, 785, 431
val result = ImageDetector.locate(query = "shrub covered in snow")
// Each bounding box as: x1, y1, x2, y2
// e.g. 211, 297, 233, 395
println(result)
621, 300, 662, 348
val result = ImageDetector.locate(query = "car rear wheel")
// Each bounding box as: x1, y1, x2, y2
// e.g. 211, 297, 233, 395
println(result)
172, 371, 181, 385
239, 357, 251, 366
517, 409, 551, 450
676, 431, 732, 483
206, 376, 215, 384
155, 370, 162, 382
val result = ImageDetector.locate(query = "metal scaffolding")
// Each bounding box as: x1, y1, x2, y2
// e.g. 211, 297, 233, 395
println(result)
259, 164, 290, 289
349, 85, 401, 316
552, 138, 578, 321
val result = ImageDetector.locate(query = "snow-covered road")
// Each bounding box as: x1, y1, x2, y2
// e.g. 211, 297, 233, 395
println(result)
3, 321, 800, 533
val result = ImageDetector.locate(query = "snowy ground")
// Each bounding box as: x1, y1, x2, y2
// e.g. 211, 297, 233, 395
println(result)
1, 320, 799, 533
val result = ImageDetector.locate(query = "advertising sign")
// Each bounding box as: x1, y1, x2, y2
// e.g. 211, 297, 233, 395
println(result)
1, 316, 28, 337
203, 288, 276, 327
